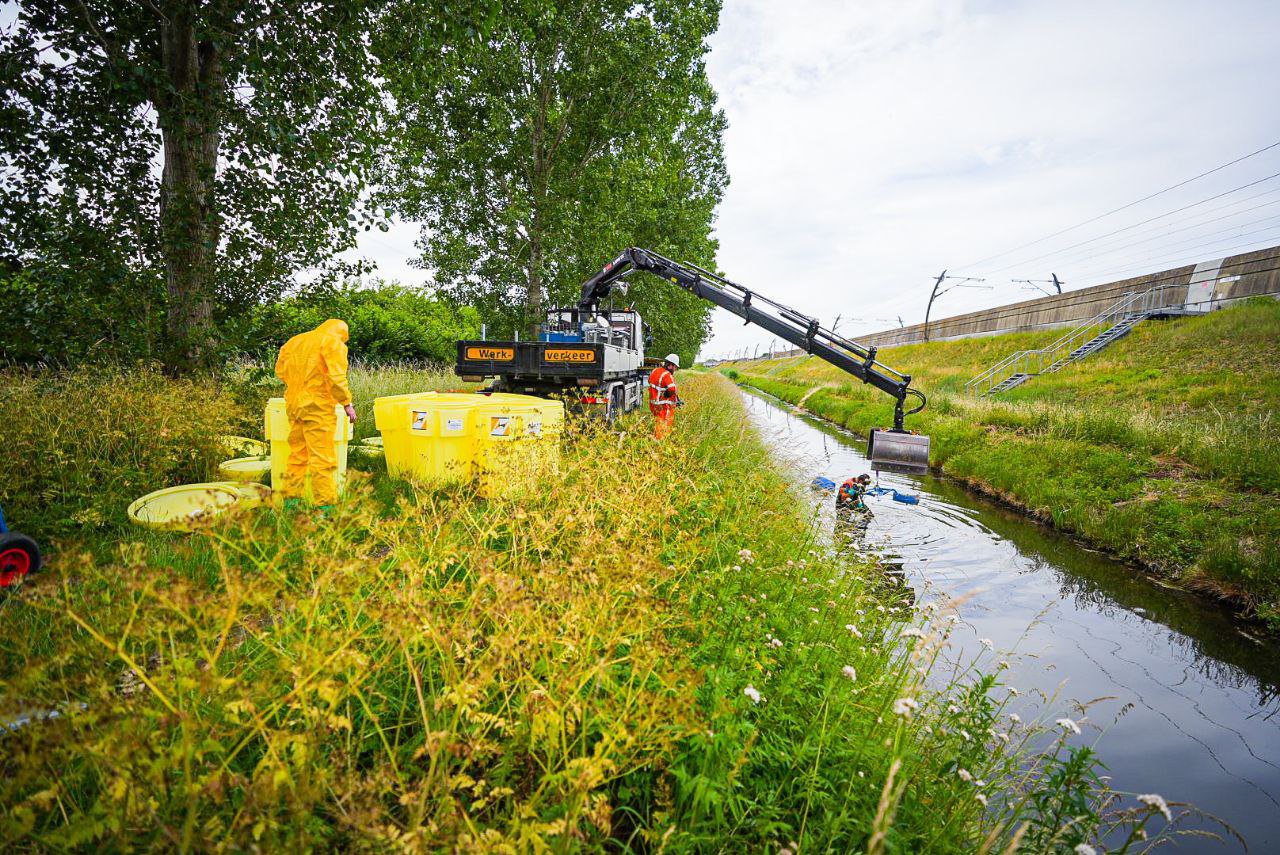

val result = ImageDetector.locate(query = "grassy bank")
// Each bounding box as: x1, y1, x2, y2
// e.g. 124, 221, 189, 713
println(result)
1, 368, 1184, 850
721, 299, 1280, 626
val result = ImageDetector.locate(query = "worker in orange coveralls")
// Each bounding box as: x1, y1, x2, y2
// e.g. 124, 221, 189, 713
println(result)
648, 353, 681, 439
275, 319, 356, 510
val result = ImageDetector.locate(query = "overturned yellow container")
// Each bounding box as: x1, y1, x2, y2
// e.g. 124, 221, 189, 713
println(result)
263, 398, 354, 500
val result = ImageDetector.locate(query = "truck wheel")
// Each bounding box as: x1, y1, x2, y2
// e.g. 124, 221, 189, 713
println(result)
609, 385, 624, 422
0, 532, 40, 588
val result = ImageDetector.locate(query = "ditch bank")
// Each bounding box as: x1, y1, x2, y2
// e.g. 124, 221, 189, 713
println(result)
723, 367, 1280, 629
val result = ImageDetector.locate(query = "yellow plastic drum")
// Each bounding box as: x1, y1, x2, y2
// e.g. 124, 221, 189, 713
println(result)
128, 483, 241, 531
375, 393, 481, 485
478, 394, 564, 488
213, 481, 273, 509
217, 456, 273, 482
263, 398, 354, 500
375, 393, 438, 480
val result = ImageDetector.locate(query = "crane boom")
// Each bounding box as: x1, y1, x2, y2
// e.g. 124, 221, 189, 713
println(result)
578, 247, 928, 436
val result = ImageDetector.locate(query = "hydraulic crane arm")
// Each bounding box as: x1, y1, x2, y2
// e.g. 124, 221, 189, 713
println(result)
578, 247, 927, 433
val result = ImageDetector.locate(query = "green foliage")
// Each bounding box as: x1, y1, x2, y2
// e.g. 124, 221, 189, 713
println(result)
239, 282, 482, 365
378, 0, 727, 363
723, 301, 1280, 625
0, 372, 1126, 851
0, 367, 235, 541
0, 1, 477, 369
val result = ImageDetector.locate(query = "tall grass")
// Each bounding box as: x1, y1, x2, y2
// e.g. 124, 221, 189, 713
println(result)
0, 371, 1187, 850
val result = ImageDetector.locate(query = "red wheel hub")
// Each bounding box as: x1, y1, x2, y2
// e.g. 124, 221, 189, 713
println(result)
0, 547, 32, 587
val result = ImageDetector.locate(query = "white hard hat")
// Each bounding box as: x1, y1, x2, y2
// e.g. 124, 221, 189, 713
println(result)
664, 353, 681, 368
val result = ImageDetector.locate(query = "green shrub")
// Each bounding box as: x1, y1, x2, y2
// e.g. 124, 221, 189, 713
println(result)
240, 282, 481, 364
1, 366, 237, 541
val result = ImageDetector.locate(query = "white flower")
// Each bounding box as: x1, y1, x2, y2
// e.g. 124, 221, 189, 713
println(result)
1007, 687, 1020, 696
737, 548, 755, 564
809, 606, 820, 613
959, 729, 972, 742
900, 627, 925, 639
1056, 718, 1082, 735
975, 793, 988, 807
998, 660, 1010, 671
760, 593, 767, 600
1008, 713, 1021, 724
1137, 793, 1172, 821
947, 703, 960, 714
744, 685, 762, 704
892, 697, 919, 717
993, 730, 1010, 744
842, 665, 857, 681
1074, 845, 1097, 855
786, 559, 794, 567
875, 604, 886, 613
769, 637, 783, 648
978, 638, 993, 649
844, 624, 863, 638
732, 564, 742, 572
956, 768, 974, 783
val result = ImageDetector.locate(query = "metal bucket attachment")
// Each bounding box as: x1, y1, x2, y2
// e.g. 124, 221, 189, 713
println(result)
867, 429, 930, 476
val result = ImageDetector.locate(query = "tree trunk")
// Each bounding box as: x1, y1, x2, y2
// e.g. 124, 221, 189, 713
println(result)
156, 5, 223, 373
525, 70, 549, 340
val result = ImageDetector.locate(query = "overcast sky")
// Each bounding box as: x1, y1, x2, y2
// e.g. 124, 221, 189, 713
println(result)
354, 0, 1280, 359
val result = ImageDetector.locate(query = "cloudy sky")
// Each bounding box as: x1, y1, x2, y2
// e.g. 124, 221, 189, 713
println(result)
356, 0, 1280, 359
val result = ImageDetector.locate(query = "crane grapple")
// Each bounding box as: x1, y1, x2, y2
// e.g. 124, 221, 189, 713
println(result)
578, 248, 931, 475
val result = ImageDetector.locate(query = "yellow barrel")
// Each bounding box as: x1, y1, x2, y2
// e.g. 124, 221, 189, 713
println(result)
479, 393, 564, 483
263, 398, 353, 500
374, 392, 480, 485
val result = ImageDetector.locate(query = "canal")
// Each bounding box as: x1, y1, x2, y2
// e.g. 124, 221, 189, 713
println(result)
741, 388, 1280, 850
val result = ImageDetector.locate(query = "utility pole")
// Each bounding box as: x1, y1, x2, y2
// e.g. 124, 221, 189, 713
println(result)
924, 270, 989, 342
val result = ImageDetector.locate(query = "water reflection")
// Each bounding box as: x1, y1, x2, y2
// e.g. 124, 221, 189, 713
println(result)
740, 389, 1280, 850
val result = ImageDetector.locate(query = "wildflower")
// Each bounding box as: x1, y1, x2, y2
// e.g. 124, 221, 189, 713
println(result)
947, 703, 960, 714
1056, 718, 1082, 735
769, 637, 783, 649
892, 697, 919, 717
786, 559, 795, 567
959, 729, 971, 742
841, 665, 857, 681
993, 730, 1010, 744
1008, 712, 1021, 724
744, 685, 762, 704
997, 660, 1010, 670
1137, 793, 1172, 821
1074, 846, 1097, 855
738, 548, 755, 564
922, 724, 933, 734
900, 627, 925, 639
1007, 687, 1020, 696
760, 593, 767, 600
945, 615, 960, 624
956, 768, 974, 783
844, 624, 863, 638
978, 637, 993, 649
809, 606, 819, 613
975, 793, 988, 807
875, 604, 886, 613
732, 564, 742, 572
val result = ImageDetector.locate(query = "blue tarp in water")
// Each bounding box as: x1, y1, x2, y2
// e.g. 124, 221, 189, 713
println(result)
892, 490, 919, 505
812, 476, 837, 490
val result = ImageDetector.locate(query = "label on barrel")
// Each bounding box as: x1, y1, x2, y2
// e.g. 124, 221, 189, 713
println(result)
466, 346, 514, 361
411, 411, 428, 430
446, 418, 464, 432
490, 417, 512, 436
544, 348, 595, 363
528, 420, 542, 436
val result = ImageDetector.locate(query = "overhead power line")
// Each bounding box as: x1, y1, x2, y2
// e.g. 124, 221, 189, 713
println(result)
981, 170, 1280, 276
960, 139, 1280, 271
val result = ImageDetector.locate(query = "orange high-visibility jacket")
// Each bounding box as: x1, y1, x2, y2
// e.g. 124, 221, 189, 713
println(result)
275, 319, 352, 409
648, 365, 677, 408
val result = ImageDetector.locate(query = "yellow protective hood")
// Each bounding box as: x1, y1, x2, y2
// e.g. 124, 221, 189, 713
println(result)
318, 318, 349, 343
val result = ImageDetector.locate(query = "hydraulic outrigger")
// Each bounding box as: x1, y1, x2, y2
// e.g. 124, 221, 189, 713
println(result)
578, 247, 931, 475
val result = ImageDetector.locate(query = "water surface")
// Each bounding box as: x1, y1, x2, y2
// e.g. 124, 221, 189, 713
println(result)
741, 389, 1280, 850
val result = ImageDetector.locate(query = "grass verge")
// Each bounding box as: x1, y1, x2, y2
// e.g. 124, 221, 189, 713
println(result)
0, 370, 1184, 850
721, 299, 1280, 627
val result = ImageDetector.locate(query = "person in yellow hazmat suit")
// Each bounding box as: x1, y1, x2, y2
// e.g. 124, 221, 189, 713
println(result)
274, 319, 357, 509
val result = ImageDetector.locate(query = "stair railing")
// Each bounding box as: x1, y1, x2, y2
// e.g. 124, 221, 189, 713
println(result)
964, 283, 1177, 395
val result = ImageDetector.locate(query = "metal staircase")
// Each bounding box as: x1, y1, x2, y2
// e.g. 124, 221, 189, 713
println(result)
965, 284, 1196, 397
